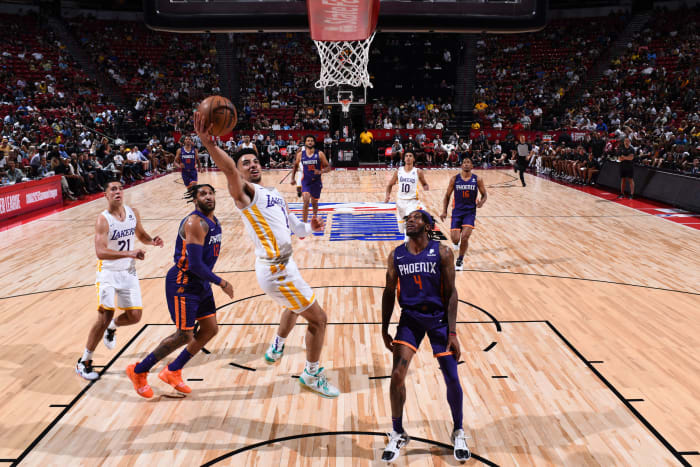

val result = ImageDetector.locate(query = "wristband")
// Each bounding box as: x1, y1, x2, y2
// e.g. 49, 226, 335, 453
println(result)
449, 332, 457, 336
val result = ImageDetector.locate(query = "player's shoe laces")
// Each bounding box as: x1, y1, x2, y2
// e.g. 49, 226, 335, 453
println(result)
381, 430, 410, 462
76, 358, 99, 381
451, 429, 471, 461
298, 367, 340, 398
103, 328, 116, 350
264, 343, 285, 363
126, 363, 153, 398
158, 366, 191, 394
455, 257, 464, 271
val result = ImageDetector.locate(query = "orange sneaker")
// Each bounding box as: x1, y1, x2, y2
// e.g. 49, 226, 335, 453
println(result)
126, 363, 153, 398
159, 366, 191, 394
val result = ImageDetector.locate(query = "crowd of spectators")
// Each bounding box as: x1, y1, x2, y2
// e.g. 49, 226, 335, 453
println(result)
559, 6, 700, 178
473, 14, 626, 131
68, 17, 218, 137
234, 33, 326, 131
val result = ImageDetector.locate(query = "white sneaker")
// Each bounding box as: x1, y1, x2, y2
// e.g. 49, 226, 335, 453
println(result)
451, 429, 471, 461
103, 327, 116, 350
381, 430, 410, 463
76, 358, 99, 381
264, 343, 284, 363
298, 367, 340, 398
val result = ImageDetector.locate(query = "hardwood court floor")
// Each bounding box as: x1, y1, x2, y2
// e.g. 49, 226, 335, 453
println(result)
0, 168, 698, 465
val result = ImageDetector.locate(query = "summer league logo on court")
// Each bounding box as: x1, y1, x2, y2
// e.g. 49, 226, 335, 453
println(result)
287, 202, 394, 213
287, 202, 447, 241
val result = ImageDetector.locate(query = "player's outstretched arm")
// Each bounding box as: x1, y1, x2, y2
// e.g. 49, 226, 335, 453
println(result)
194, 112, 250, 207
94, 215, 145, 260
183, 214, 233, 298
440, 174, 457, 221
381, 250, 399, 352
418, 169, 430, 191
439, 244, 460, 360
476, 177, 488, 208
384, 171, 398, 203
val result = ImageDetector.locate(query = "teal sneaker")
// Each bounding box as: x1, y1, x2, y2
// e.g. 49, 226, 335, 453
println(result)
264, 343, 284, 364
298, 367, 340, 398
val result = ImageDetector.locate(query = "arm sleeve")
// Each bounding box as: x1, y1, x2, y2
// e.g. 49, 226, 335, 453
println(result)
287, 211, 313, 237
186, 243, 223, 285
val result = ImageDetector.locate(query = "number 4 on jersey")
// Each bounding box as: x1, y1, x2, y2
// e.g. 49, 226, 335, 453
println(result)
413, 275, 423, 289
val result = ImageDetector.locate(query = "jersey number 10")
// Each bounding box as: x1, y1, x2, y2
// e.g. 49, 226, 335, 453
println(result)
401, 183, 411, 193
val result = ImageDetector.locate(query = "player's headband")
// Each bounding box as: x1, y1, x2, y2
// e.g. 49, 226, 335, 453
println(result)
413, 210, 435, 231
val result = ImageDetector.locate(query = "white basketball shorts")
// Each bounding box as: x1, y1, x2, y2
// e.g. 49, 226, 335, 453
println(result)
95, 269, 143, 311
256, 256, 315, 314
396, 199, 422, 222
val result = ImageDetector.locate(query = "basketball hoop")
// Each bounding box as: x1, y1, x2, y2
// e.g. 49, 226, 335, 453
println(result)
313, 33, 376, 90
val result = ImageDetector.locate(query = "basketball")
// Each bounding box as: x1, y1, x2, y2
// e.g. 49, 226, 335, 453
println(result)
197, 95, 237, 136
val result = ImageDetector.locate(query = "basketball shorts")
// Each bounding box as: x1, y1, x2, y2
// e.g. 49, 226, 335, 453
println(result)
182, 169, 198, 187
451, 209, 476, 230
301, 179, 322, 199
95, 268, 142, 311
165, 267, 216, 331
396, 199, 422, 222
393, 311, 453, 358
256, 256, 315, 314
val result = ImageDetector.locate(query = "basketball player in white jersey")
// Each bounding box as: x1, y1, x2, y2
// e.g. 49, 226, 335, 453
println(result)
76, 180, 164, 380
194, 112, 339, 398
384, 151, 429, 241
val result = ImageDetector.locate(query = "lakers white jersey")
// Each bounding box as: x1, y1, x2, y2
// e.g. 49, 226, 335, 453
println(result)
397, 167, 419, 201
240, 184, 293, 263
98, 205, 137, 271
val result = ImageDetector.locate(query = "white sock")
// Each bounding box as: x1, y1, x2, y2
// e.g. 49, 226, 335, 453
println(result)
305, 361, 320, 375
452, 243, 459, 252
273, 335, 286, 351
81, 349, 94, 362
108, 319, 117, 330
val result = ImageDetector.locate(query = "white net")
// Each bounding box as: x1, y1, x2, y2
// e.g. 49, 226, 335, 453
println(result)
313, 32, 376, 90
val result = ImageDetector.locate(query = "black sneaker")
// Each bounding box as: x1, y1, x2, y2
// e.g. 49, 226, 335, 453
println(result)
455, 257, 464, 271
76, 358, 99, 381
296, 186, 302, 198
